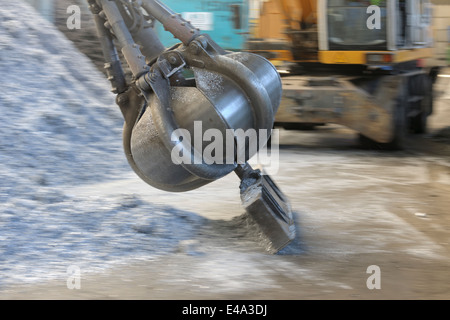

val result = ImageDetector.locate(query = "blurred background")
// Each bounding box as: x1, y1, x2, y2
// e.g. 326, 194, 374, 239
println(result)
24, 0, 450, 66
0, 0, 449, 299
24, 0, 450, 148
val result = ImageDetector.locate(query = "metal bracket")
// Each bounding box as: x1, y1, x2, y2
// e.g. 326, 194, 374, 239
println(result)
155, 51, 186, 79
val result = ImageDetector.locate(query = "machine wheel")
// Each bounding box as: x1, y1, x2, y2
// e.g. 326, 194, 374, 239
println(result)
410, 75, 432, 134
281, 122, 318, 131
410, 110, 427, 134
387, 89, 408, 149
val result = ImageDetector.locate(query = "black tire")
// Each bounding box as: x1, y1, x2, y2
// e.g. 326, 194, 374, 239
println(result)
411, 75, 432, 134
281, 123, 317, 131
410, 111, 427, 134
387, 88, 408, 149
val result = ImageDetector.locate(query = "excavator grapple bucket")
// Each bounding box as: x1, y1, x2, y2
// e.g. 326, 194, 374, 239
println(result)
87, 0, 296, 253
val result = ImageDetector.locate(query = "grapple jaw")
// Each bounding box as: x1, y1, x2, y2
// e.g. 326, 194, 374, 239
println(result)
236, 164, 296, 253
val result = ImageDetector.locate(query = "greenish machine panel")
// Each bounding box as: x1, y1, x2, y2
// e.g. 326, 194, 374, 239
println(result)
154, 0, 249, 50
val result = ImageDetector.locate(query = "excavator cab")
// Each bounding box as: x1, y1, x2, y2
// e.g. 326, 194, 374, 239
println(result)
326, 0, 388, 51
318, 0, 433, 66
252, 0, 436, 149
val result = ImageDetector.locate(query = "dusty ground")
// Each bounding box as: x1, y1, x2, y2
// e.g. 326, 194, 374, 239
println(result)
1, 71, 449, 300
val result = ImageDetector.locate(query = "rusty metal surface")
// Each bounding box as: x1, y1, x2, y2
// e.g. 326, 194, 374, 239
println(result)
275, 74, 414, 144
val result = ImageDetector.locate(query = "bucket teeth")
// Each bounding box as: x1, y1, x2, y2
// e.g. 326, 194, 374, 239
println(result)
236, 164, 296, 253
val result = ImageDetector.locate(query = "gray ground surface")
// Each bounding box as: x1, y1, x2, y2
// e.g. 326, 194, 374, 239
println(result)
0, 1, 449, 300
